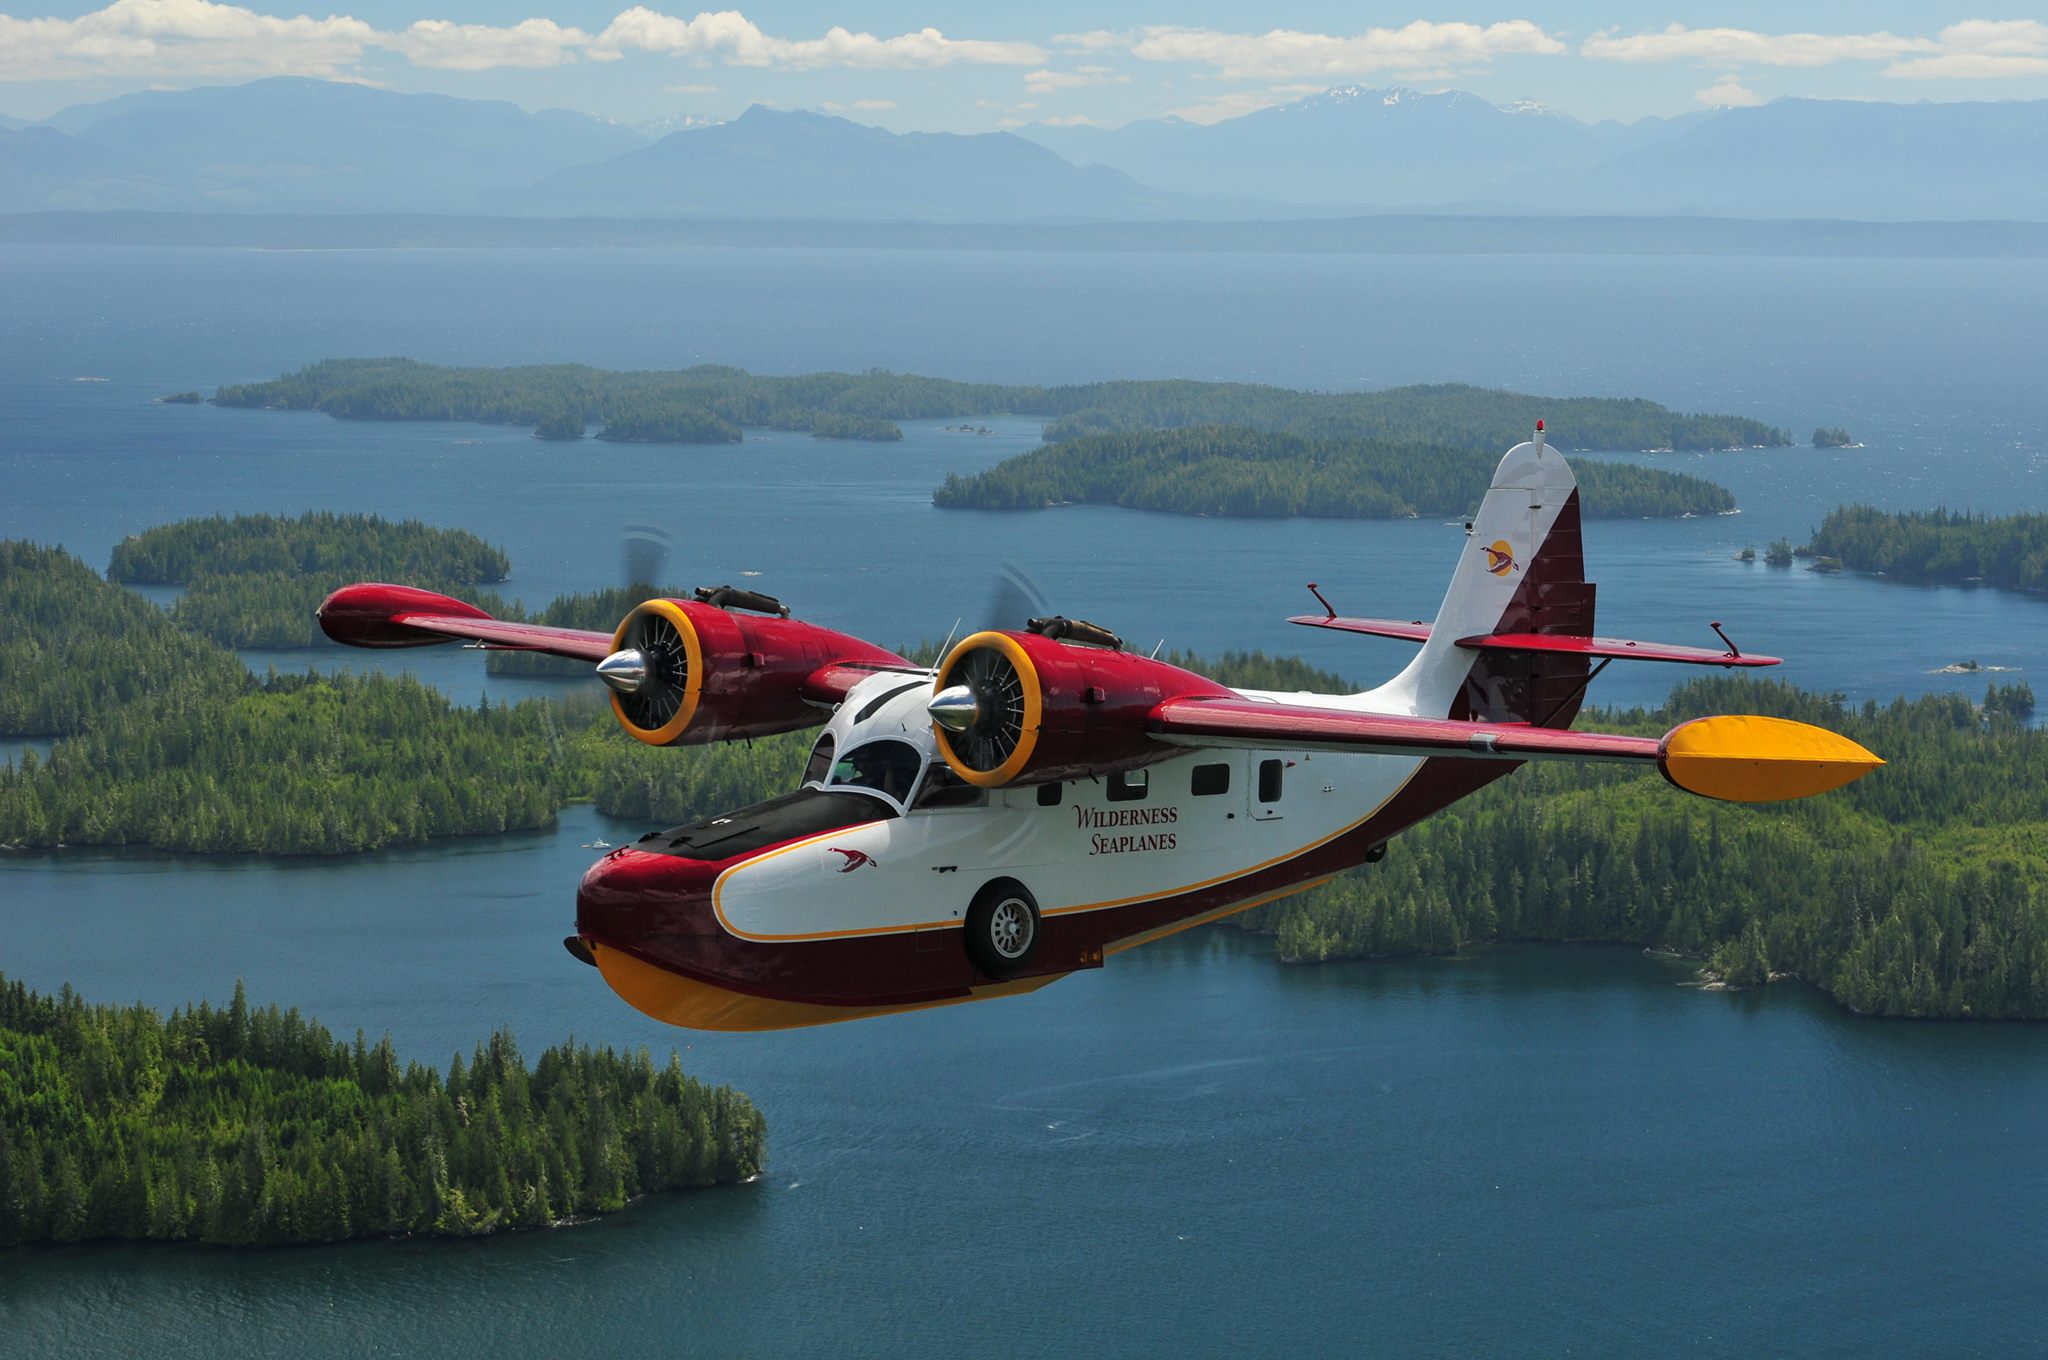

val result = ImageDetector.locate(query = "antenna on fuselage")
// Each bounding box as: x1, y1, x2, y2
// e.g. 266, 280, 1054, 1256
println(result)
936, 617, 962, 666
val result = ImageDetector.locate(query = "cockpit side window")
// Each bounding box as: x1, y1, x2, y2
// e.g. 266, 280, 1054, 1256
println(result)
828, 739, 924, 805
803, 732, 837, 786
914, 762, 986, 810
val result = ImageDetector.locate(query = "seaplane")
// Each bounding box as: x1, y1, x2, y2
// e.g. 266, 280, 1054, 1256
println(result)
317, 428, 1881, 1031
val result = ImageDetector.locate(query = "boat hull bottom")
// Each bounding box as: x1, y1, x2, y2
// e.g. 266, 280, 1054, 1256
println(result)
590, 941, 1068, 1032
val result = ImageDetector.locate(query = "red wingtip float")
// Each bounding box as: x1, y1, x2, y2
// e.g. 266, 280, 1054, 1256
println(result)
317, 429, 1881, 1031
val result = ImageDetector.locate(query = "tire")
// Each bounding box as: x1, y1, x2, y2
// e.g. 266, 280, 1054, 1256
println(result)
965, 879, 1040, 977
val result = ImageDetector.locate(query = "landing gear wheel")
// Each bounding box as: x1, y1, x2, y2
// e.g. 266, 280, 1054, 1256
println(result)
966, 879, 1040, 977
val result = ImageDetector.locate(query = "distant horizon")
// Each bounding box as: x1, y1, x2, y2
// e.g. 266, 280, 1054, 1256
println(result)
2, 5, 2046, 129
10, 71, 2048, 142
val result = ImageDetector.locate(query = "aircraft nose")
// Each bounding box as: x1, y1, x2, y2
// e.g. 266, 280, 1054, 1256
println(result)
574, 847, 720, 950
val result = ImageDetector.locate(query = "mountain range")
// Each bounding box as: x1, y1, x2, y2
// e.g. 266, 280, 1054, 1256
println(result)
4, 77, 2046, 222
1022, 85, 2048, 219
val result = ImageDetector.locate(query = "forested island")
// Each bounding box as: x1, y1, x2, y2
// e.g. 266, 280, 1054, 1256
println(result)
932, 426, 1737, 520
0, 975, 762, 1246
213, 359, 1787, 455
107, 512, 511, 649
1, 543, 571, 850
1813, 426, 1857, 448
1804, 505, 2048, 593
1237, 676, 2046, 1019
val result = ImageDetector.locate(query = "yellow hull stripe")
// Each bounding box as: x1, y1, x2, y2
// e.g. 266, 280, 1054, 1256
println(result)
592, 941, 1063, 1032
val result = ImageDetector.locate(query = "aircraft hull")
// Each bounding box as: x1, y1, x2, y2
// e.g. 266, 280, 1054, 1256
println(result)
576, 750, 1512, 1030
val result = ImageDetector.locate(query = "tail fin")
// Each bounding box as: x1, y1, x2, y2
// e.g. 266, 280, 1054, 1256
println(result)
1380, 432, 1595, 726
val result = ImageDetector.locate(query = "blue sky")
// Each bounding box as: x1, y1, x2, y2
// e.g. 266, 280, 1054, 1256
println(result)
3, 2, 2043, 126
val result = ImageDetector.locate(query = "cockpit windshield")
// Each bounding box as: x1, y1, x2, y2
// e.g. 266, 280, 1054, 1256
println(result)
827, 739, 925, 805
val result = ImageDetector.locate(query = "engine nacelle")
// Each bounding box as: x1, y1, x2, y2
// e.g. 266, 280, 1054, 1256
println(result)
608, 598, 905, 747
929, 630, 1234, 787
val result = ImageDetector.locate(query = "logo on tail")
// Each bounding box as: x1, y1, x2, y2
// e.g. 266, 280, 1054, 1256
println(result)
1482, 540, 1519, 576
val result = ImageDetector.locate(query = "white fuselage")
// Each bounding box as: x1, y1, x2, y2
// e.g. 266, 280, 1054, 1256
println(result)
714, 672, 1428, 946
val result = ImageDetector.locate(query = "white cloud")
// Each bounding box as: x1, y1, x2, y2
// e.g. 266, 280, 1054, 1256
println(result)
1586, 19, 2048, 82
663, 80, 716, 93
1022, 63, 1125, 94
1694, 76, 1763, 107
1887, 52, 2048, 79
1051, 30, 1126, 54
386, 18, 589, 71
1583, 24, 1932, 68
1122, 20, 1562, 81
0, 0, 375, 81
1168, 89, 1295, 124
590, 9, 1042, 69
850, 98, 894, 110
0, 2, 1045, 82
1886, 20, 2048, 79
1039, 113, 1100, 127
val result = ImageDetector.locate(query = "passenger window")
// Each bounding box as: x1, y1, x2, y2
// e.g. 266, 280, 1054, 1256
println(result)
1258, 759, 1284, 803
1192, 763, 1230, 796
914, 763, 985, 810
802, 733, 836, 785
1106, 769, 1149, 803
1036, 783, 1062, 807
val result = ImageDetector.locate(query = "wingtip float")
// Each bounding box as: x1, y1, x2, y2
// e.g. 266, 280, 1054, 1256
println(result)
1659, 714, 1885, 803
315, 428, 1882, 1030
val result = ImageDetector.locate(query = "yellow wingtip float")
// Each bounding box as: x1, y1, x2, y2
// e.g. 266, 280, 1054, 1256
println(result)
1659, 714, 1885, 803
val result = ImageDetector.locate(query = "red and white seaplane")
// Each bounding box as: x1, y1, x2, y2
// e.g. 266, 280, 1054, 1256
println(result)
318, 429, 1881, 1031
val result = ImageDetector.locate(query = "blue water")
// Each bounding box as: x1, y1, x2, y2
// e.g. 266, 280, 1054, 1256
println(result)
3, 245, 2047, 1356
2, 808, 2045, 1359
4, 247, 2045, 716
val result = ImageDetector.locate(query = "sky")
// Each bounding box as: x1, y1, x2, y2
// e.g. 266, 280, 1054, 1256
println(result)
2, 2, 2045, 128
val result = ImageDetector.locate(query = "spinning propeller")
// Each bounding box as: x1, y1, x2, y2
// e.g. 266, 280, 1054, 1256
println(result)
928, 562, 1051, 770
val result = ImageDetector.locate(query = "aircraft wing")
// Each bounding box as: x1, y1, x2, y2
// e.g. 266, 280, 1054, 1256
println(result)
316, 582, 913, 714
316, 583, 616, 660
1147, 696, 1880, 802
390, 613, 617, 660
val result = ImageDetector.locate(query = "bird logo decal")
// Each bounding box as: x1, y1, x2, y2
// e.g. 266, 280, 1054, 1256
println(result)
827, 847, 878, 873
1482, 540, 1519, 576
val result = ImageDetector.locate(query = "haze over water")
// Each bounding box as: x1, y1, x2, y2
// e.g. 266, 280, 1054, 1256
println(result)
3, 244, 2046, 1356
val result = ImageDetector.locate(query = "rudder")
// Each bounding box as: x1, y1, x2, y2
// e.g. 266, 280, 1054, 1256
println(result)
1377, 433, 1595, 726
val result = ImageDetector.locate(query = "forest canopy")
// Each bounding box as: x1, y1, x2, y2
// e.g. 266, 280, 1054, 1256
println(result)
932, 426, 1737, 520
106, 512, 512, 650
0, 975, 763, 1246
214, 359, 1787, 453
1806, 505, 2048, 593
1238, 676, 2048, 1021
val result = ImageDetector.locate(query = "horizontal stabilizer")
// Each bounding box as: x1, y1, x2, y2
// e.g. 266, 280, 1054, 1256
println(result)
1287, 614, 1433, 643
1457, 631, 1780, 667
1287, 615, 1779, 667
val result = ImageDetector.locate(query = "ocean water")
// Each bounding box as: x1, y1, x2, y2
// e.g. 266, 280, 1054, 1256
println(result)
2, 245, 2046, 1356
3, 247, 2045, 716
